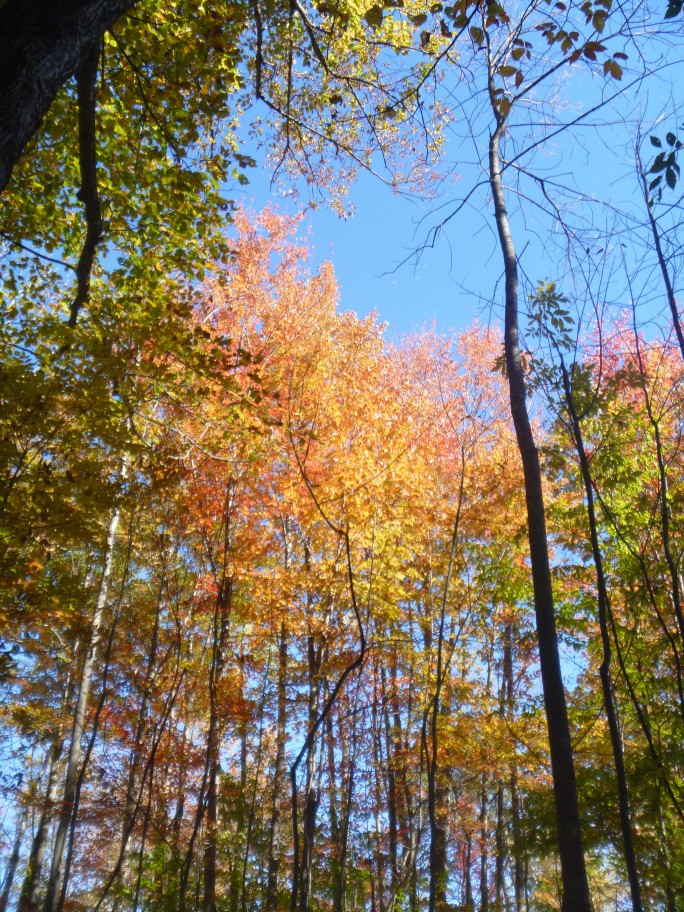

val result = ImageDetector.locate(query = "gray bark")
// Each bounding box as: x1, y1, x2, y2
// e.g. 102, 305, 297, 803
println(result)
0, 803, 26, 912
43, 503, 122, 912
19, 664, 76, 912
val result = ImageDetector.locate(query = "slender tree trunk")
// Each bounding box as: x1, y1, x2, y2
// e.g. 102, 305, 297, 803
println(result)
111, 582, 162, 911
479, 778, 489, 912
19, 662, 77, 912
43, 502, 122, 912
494, 785, 504, 912
326, 709, 340, 848
372, 684, 386, 912
502, 624, 524, 912
326, 704, 343, 905
335, 695, 357, 912
57, 589, 125, 912
656, 794, 677, 912
486, 72, 591, 910
170, 725, 189, 902
429, 475, 464, 912
227, 645, 248, 912
479, 645, 494, 912
392, 648, 416, 903
205, 583, 233, 912
180, 481, 235, 912
464, 833, 474, 912
204, 752, 219, 912
266, 622, 289, 912
241, 665, 270, 912
641, 170, 684, 364
0, 803, 26, 912
381, 674, 399, 896
299, 636, 323, 912
132, 754, 155, 912
559, 357, 643, 912
631, 320, 684, 655
509, 767, 524, 912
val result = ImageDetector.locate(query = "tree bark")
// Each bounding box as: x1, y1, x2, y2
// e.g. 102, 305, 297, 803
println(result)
502, 624, 524, 912
111, 583, 163, 912
494, 784, 504, 912
0, 802, 26, 912
228, 645, 248, 912
334, 696, 357, 912
0, 0, 137, 193
559, 357, 643, 912
266, 622, 289, 912
487, 84, 591, 909
298, 636, 324, 912
43, 502, 122, 912
19, 662, 77, 912
381, 667, 399, 896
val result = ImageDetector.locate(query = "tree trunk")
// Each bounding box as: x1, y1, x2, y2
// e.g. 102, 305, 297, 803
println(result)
494, 785, 504, 912
479, 776, 489, 912
656, 794, 677, 912
334, 695, 357, 912
0, 803, 27, 912
266, 622, 289, 912
204, 582, 233, 912
43, 503, 122, 912
179, 481, 235, 912
503, 624, 524, 912
0, 0, 137, 192
298, 636, 323, 912
487, 86, 591, 909
228, 644, 247, 912
559, 357, 643, 912
381, 668, 399, 896
111, 584, 163, 911
464, 833, 474, 911
19, 661, 77, 912
429, 480, 464, 912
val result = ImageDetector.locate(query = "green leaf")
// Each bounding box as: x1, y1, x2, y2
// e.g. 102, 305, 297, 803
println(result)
649, 153, 667, 173
608, 59, 622, 79
364, 5, 384, 27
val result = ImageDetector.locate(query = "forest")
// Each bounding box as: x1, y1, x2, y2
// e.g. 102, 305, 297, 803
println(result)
1, 1, 684, 911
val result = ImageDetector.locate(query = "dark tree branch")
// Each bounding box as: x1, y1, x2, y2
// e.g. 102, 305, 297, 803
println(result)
68, 42, 103, 327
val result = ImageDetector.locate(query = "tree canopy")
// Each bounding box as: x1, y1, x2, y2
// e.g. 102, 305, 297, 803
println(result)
2, 1, 684, 911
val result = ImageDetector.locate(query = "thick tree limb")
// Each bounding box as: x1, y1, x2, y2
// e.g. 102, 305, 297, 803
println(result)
0, 0, 137, 193
68, 42, 102, 327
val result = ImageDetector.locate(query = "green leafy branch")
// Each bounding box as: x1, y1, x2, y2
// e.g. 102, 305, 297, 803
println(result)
648, 130, 682, 203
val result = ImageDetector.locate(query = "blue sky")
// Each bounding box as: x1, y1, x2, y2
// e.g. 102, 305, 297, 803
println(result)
236, 162, 480, 342
234, 24, 684, 346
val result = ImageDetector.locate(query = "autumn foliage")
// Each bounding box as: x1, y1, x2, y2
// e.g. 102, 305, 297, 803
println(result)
1, 209, 683, 912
